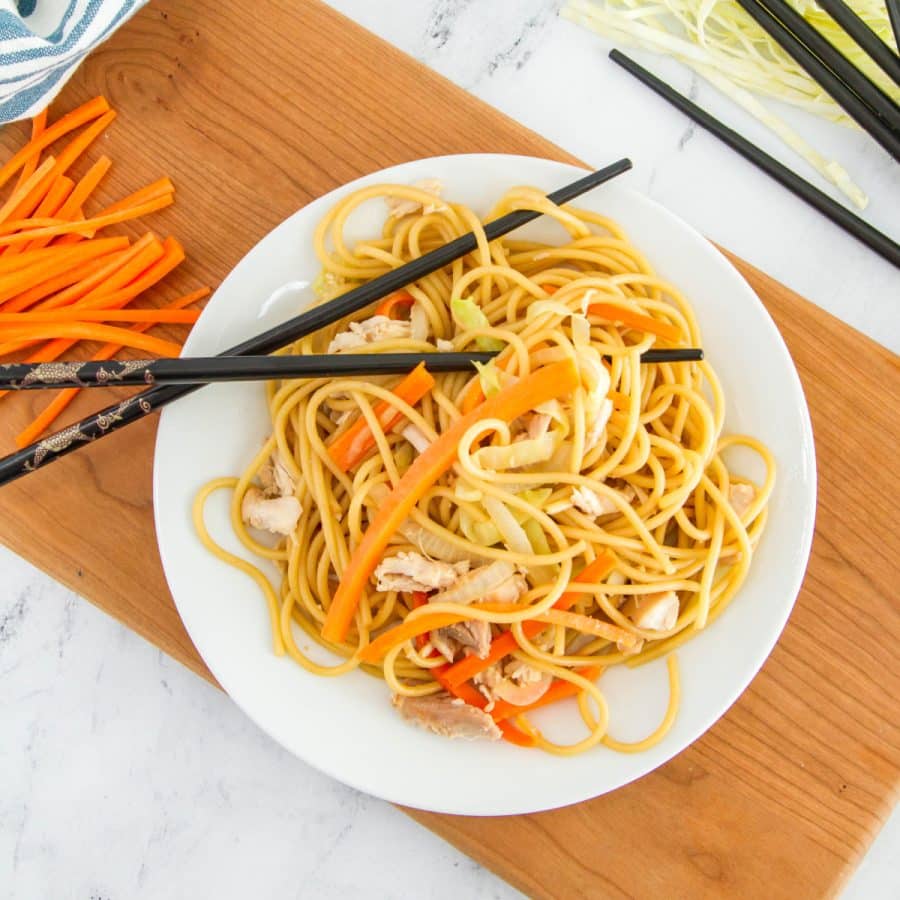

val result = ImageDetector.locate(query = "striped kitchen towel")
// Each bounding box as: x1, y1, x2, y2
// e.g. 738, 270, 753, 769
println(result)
0, 0, 148, 125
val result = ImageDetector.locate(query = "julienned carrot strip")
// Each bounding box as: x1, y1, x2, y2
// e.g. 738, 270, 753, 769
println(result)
442, 552, 616, 688
374, 290, 414, 319
0, 322, 182, 357
0, 229, 82, 276
0, 237, 129, 304
328, 362, 436, 471
0, 194, 173, 246
587, 302, 681, 343
0, 307, 201, 326
0, 250, 132, 317
0, 155, 57, 224
31, 175, 74, 219
15, 287, 210, 447
0, 96, 110, 191
11, 110, 47, 193
325, 359, 580, 644
44, 110, 115, 186
24, 157, 111, 253
31, 234, 161, 313
490, 667, 602, 722
4, 237, 180, 362
95, 177, 174, 217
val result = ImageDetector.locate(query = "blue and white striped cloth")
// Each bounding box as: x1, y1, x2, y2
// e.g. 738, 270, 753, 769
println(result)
0, 0, 148, 124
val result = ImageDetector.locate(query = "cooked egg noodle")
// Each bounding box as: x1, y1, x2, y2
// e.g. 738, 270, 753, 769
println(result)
195, 182, 775, 753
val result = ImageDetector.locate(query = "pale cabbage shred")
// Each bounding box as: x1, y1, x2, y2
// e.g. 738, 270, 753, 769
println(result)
563, 0, 900, 210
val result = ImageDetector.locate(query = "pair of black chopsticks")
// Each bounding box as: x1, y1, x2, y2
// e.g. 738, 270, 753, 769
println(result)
0, 161, 698, 485
611, 44, 900, 270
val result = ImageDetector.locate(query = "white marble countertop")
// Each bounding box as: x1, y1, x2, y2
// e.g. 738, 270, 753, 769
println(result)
2, 2, 898, 897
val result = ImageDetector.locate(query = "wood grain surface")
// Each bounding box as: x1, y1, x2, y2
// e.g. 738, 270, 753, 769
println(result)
1, 2, 898, 898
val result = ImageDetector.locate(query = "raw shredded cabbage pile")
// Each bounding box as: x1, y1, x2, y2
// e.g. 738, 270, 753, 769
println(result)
564, 0, 900, 208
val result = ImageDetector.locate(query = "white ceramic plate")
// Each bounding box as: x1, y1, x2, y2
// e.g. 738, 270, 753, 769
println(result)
153, 154, 816, 816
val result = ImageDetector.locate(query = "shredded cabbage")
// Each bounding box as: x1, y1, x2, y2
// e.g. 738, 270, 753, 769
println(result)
483, 496, 533, 556
451, 296, 505, 350
474, 433, 556, 470
562, 0, 898, 209
473, 360, 502, 398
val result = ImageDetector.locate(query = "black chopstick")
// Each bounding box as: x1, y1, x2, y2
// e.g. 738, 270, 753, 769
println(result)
889, 0, 900, 56
0, 161, 632, 485
610, 50, 900, 269
749, 0, 900, 131
0, 352, 497, 389
815, 0, 900, 88
732, 0, 900, 161
0, 348, 704, 391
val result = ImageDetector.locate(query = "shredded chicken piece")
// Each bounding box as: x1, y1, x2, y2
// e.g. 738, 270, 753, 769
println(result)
621, 590, 679, 632
571, 484, 634, 519
327, 315, 412, 354
258, 449, 295, 499
431, 562, 527, 607
240, 487, 302, 536
401, 424, 432, 454
436, 338, 454, 352
729, 483, 756, 519
430, 618, 491, 663
374, 552, 469, 593
384, 178, 444, 218
392, 693, 501, 741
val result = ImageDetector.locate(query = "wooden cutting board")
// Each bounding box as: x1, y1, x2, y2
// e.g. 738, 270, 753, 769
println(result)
1, 2, 898, 897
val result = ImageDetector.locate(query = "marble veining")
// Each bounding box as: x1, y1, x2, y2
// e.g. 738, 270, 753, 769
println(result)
1, 1, 899, 897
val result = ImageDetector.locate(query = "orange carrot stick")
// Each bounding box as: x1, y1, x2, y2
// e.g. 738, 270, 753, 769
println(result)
0, 307, 201, 326
374, 290, 414, 319
324, 359, 580, 644
24, 157, 112, 253
95, 177, 174, 218
11, 110, 47, 193
0, 249, 133, 316
15, 287, 209, 447
0, 237, 129, 305
2, 237, 182, 361
0, 156, 57, 224
587, 302, 681, 343
0, 194, 173, 246
0, 323, 182, 357
0, 96, 110, 191
328, 362, 435, 471
441, 552, 616, 688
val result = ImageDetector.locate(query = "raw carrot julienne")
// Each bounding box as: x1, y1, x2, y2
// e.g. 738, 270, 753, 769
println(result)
328, 361, 436, 472
442, 552, 616, 688
11, 110, 47, 193
360, 612, 467, 662
0, 307, 201, 326
490, 667, 602, 722
15, 287, 210, 447
4, 237, 181, 362
0, 96, 110, 191
0, 234, 154, 317
6, 176, 77, 258
0, 230, 83, 276
94, 177, 175, 218
587, 302, 681, 343
0, 194, 173, 246
43, 110, 115, 187
0, 155, 57, 224
24, 157, 112, 253
0, 237, 129, 305
0, 248, 134, 317
0, 322, 182, 357
374, 290, 414, 319
325, 359, 580, 644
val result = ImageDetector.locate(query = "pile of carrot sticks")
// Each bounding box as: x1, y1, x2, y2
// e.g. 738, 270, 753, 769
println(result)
0, 95, 210, 447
